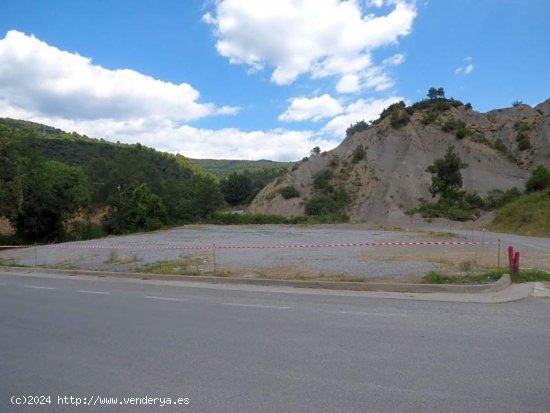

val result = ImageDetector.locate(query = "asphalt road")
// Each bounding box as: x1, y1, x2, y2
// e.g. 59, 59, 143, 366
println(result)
1, 271, 549, 413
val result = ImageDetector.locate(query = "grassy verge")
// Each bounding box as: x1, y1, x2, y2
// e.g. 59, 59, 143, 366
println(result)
488, 190, 550, 237
137, 259, 366, 282
254, 271, 365, 282
0, 257, 23, 267
136, 258, 232, 277
423, 270, 550, 284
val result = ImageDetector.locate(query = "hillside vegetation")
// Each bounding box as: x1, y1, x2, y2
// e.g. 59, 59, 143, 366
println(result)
192, 158, 294, 177
0, 118, 223, 242
488, 190, 550, 236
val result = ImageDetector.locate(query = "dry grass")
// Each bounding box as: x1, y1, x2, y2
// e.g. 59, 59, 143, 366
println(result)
249, 266, 364, 282
104, 250, 141, 265
361, 245, 496, 275
136, 254, 232, 277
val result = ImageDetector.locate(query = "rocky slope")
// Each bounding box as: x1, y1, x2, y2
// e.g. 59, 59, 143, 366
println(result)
249, 99, 550, 223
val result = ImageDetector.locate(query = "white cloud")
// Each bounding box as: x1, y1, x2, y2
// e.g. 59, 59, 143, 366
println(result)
322, 96, 404, 137
335, 53, 405, 94
138, 126, 336, 161
279, 94, 343, 122
455, 57, 474, 76
204, 0, 416, 89
0, 30, 406, 162
0, 30, 237, 122
383, 53, 405, 66
336, 74, 360, 93
0, 100, 332, 161
367, 0, 386, 7
0, 31, 338, 161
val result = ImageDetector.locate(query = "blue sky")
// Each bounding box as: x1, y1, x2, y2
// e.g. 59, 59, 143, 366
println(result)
1, 0, 548, 160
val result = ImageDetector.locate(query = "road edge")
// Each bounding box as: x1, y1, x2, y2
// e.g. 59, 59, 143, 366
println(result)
0, 265, 510, 293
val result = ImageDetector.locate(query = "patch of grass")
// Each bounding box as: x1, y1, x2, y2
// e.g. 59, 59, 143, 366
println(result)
0, 257, 18, 266
416, 230, 461, 239
422, 271, 503, 284
137, 257, 232, 277
254, 271, 365, 282
509, 270, 550, 283
104, 250, 140, 264
138, 260, 194, 275
488, 190, 550, 236
423, 270, 550, 284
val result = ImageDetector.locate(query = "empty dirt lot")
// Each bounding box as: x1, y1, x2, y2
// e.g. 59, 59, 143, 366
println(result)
1, 225, 549, 281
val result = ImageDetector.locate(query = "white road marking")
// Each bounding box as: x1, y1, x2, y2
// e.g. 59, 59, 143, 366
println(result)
24, 285, 56, 290
77, 290, 110, 295
220, 302, 291, 309
338, 311, 408, 317
145, 296, 188, 302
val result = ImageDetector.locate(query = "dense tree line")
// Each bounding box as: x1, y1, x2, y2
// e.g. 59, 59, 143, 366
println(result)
0, 119, 224, 242
220, 167, 288, 206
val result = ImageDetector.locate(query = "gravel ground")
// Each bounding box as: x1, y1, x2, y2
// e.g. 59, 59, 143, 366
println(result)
1, 224, 549, 281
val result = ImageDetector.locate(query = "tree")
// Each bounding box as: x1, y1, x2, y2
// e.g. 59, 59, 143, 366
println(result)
12, 161, 91, 242
310, 146, 321, 156
0, 129, 40, 220
175, 177, 224, 222
103, 183, 167, 234
526, 165, 550, 192
426, 146, 468, 199
220, 171, 253, 206
427, 87, 445, 100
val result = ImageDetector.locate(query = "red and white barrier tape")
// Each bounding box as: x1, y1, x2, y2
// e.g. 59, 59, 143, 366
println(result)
0, 240, 496, 251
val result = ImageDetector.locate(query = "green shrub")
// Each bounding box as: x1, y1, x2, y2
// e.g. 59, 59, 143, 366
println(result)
455, 128, 467, 140
492, 139, 514, 161
421, 110, 439, 125
514, 121, 532, 132
379, 101, 406, 119
516, 132, 531, 151
313, 169, 334, 190
346, 120, 369, 137
305, 191, 349, 217
442, 118, 466, 133
483, 188, 520, 210
526, 165, 550, 192
390, 109, 410, 128
462, 191, 485, 209
280, 186, 300, 199
352, 144, 366, 163
471, 133, 491, 146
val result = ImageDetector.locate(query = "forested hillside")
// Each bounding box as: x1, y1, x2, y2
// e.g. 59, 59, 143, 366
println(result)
192, 158, 294, 177
192, 158, 295, 207
0, 118, 223, 242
